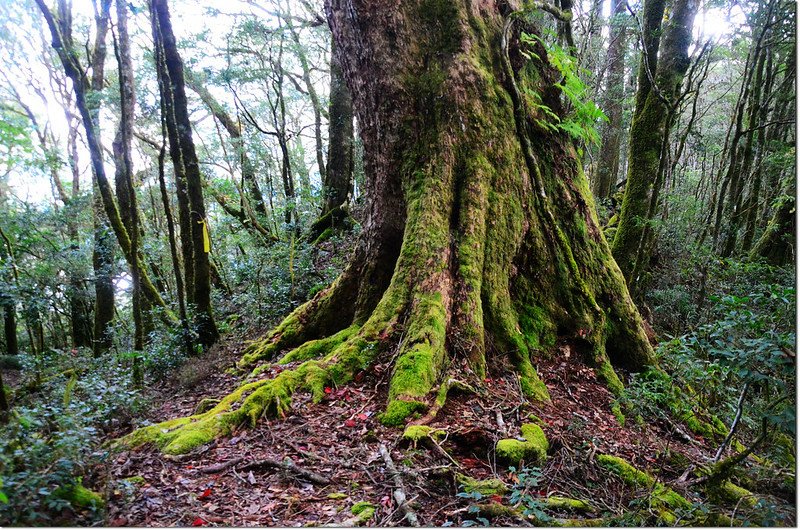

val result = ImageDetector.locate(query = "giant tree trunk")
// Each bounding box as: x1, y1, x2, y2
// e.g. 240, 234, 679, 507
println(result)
151, 0, 219, 347
124, 0, 655, 456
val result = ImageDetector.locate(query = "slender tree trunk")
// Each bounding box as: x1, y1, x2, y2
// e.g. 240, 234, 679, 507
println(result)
286, 20, 327, 182
184, 69, 275, 235
611, 0, 699, 286
0, 227, 17, 356
593, 0, 627, 199
309, 39, 354, 241
151, 0, 219, 347
157, 141, 193, 355
35, 0, 177, 330
113, 0, 144, 379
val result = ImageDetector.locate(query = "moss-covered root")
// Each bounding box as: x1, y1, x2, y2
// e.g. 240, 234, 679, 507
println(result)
239, 276, 356, 367
496, 423, 548, 466
121, 334, 378, 455
403, 425, 446, 446
596, 454, 692, 524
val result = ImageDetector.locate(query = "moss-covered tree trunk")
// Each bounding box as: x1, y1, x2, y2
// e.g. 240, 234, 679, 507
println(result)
36, 0, 176, 333
0, 227, 17, 356
309, 40, 354, 242
113, 0, 144, 379
124, 0, 657, 455
611, 0, 699, 287
151, 0, 219, 347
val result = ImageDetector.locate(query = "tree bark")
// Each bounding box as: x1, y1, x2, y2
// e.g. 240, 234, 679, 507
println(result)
592, 0, 627, 200
254, 0, 655, 416
151, 0, 219, 347
611, 0, 699, 287
113, 0, 144, 379
309, 39, 354, 242
35, 0, 176, 331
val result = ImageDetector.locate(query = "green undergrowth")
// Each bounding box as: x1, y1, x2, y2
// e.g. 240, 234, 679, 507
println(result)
0, 348, 147, 525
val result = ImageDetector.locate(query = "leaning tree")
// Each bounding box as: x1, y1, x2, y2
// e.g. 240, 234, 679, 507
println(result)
126, 0, 655, 455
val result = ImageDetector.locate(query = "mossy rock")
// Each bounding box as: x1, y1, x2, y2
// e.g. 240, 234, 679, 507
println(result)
53, 482, 104, 509
496, 423, 548, 465
456, 473, 509, 496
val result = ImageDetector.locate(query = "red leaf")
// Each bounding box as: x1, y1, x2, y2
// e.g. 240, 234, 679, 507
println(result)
357, 413, 368, 421
489, 494, 504, 503
199, 488, 212, 499
324, 387, 332, 394
344, 419, 357, 428
192, 518, 206, 526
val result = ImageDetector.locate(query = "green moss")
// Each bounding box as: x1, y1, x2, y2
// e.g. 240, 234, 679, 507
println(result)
456, 473, 510, 496
403, 425, 445, 443
122, 475, 146, 486
194, 398, 220, 414
544, 496, 593, 512
707, 480, 758, 509
380, 400, 426, 426
595, 359, 624, 397
518, 360, 551, 402
278, 325, 359, 364
496, 423, 548, 465
312, 227, 335, 245
610, 401, 625, 427
350, 501, 376, 523
596, 454, 691, 514
53, 482, 104, 509
327, 492, 348, 500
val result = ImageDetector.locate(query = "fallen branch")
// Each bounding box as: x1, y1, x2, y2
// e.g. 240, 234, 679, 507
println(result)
197, 457, 244, 474
197, 455, 330, 484
379, 443, 420, 527
239, 457, 331, 485
713, 382, 749, 462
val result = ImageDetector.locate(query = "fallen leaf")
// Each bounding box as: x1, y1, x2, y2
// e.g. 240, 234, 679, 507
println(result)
344, 419, 356, 428
199, 488, 212, 499
191, 517, 206, 526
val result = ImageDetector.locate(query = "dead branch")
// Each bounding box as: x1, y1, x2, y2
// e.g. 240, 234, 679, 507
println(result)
379, 443, 420, 527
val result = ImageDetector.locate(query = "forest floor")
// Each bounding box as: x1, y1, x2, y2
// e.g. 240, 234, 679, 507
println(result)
98, 330, 795, 527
